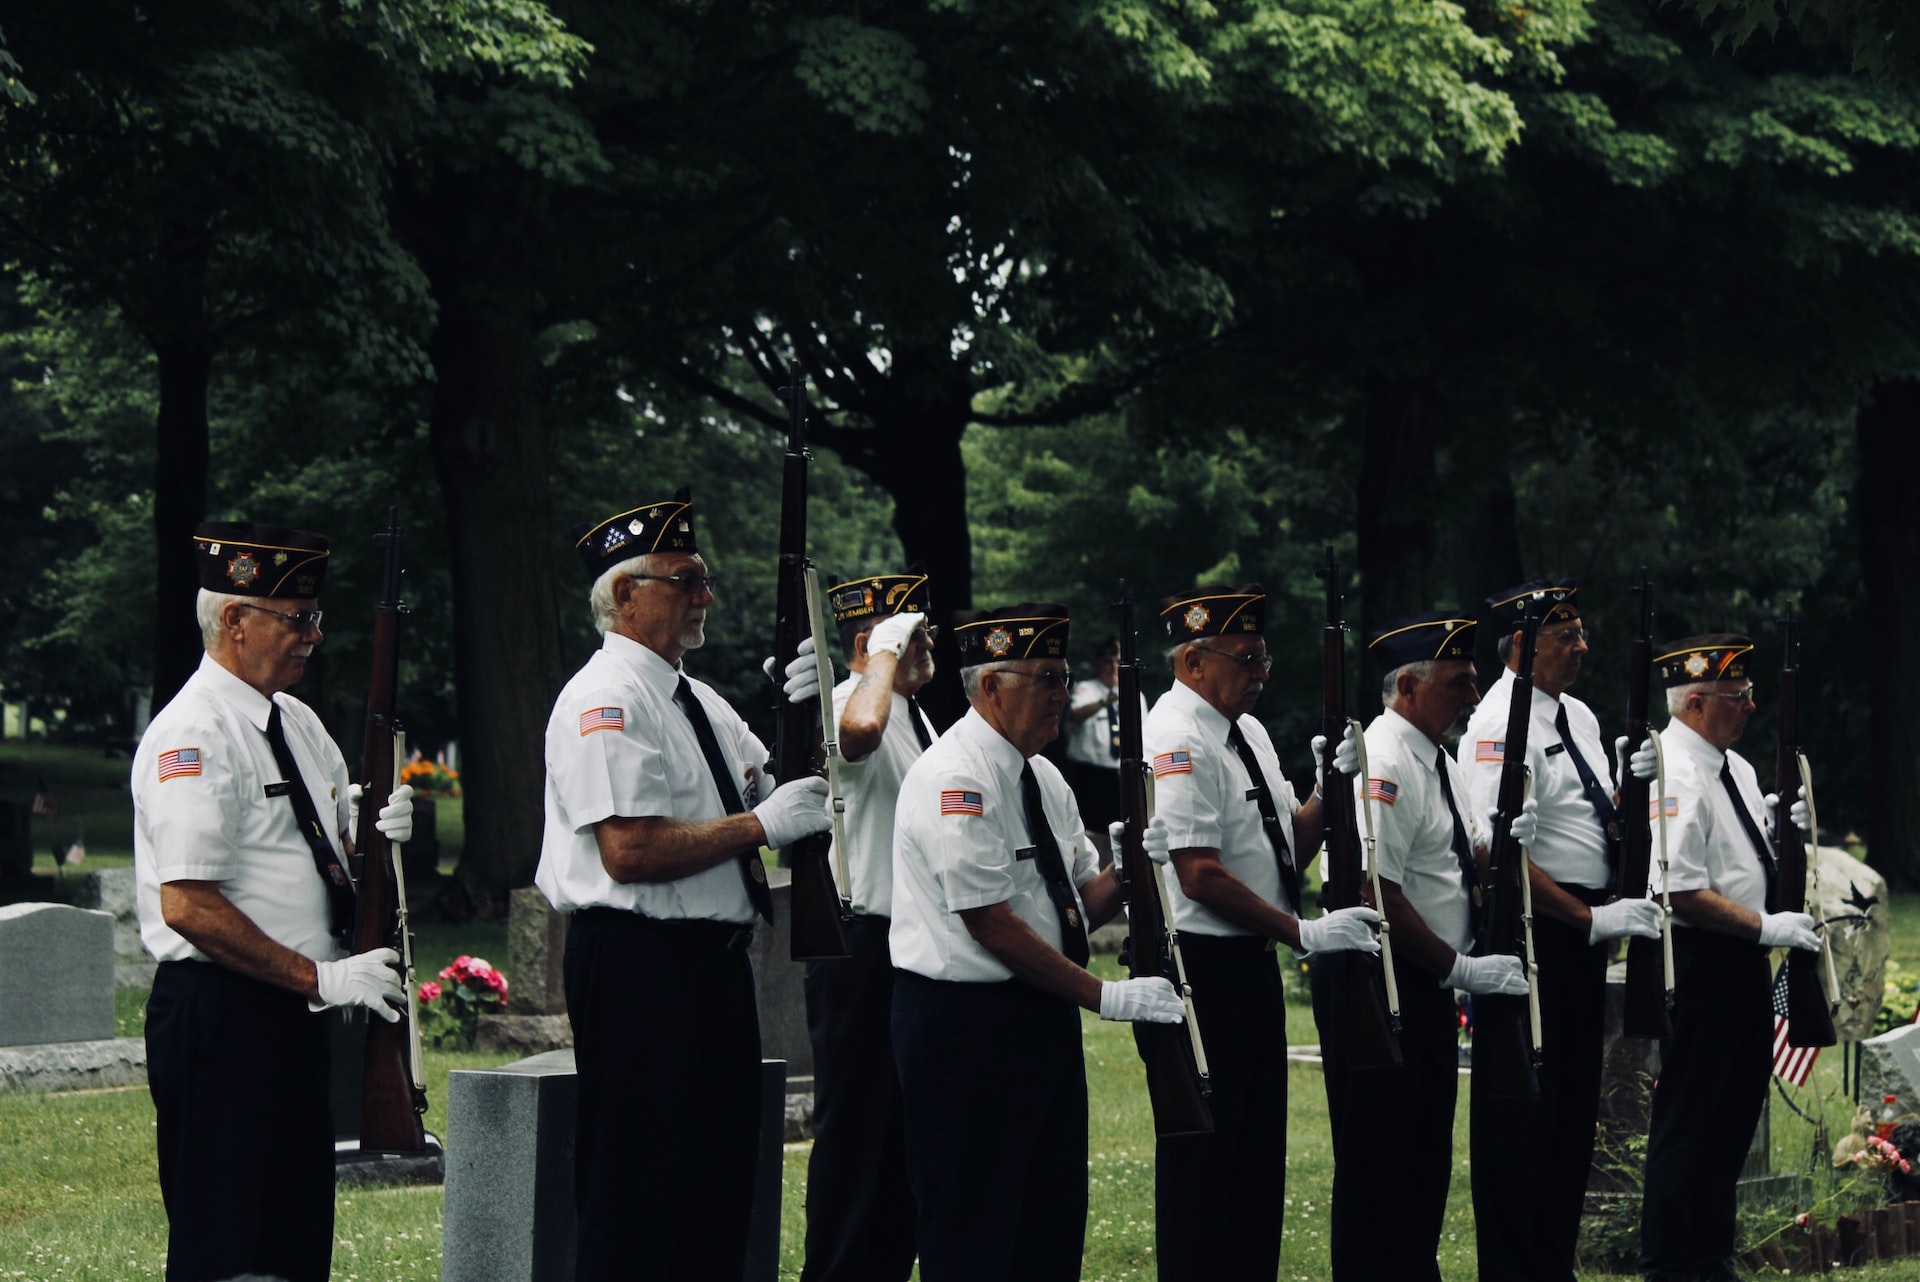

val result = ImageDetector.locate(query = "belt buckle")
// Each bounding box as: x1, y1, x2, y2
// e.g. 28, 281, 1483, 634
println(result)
726, 928, 755, 953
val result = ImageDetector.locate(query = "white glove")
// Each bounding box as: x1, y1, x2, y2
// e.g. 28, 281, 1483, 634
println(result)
761, 635, 823, 704
348, 783, 415, 844
1627, 737, 1657, 782
1588, 897, 1664, 944
314, 948, 405, 1022
1297, 905, 1383, 956
1763, 787, 1811, 840
1311, 723, 1361, 790
868, 612, 925, 659
1099, 976, 1186, 1023
1757, 910, 1820, 952
1445, 952, 1529, 996
753, 775, 832, 848
1107, 814, 1171, 878
1506, 797, 1539, 847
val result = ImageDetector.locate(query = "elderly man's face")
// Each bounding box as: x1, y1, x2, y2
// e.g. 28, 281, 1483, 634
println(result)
225, 598, 323, 697
1179, 633, 1269, 721
617, 553, 714, 662
980, 660, 1072, 758
1528, 617, 1588, 699
1686, 678, 1756, 751
1400, 659, 1481, 743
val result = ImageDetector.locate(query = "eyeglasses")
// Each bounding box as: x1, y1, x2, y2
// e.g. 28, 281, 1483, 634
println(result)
1701, 685, 1757, 705
237, 603, 324, 632
1190, 644, 1274, 672
997, 667, 1074, 691
1540, 626, 1588, 647
632, 572, 719, 594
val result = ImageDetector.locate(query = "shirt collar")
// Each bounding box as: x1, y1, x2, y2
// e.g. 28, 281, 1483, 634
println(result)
601, 630, 682, 699
1486, 667, 1563, 715
1660, 719, 1726, 773
196, 651, 278, 732
951, 706, 1027, 785
1163, 678, 1233, 739
1378, 706, 1444, 759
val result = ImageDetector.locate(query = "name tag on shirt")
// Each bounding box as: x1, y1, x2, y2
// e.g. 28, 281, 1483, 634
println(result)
1545, 743, 1567, 757
1014, 846, 1037, 861
1245, 787, 1263, 802
263, 781, 293, 798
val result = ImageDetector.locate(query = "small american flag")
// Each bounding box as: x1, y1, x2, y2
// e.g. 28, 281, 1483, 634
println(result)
1365, 778, 1398, 806
157, 747, 202, 782
1648, 797, 1679, 820
1475, 740, 1505, 763
1771, 965, 1820, 1087
1152, 750, 1193, 778
940, 789, 984, 816
579, 706, 625, 735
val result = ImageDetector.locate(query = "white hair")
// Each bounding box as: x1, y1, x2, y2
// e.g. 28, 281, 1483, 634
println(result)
1667, 681, 1714, 715
1382, 660, 1438, 705
961, 660, 1022, 702
196, 589, 251, 648
1163, 642, 1192, 670
589, 553, 669, 635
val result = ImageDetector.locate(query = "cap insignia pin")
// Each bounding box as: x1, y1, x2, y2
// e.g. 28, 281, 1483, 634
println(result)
985, 626, 1013, 658
227, 553, 260, 587
1184, 604, 1210, 633
1684, 653, 1709, 678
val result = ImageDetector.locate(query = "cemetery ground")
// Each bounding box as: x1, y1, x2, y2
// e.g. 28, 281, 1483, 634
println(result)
5, 743, 1920, 1279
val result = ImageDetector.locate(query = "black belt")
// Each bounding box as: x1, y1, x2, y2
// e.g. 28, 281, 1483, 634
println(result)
1559, 884, 1613, 907
572, 906, 755, 952
846, 913, 891, 932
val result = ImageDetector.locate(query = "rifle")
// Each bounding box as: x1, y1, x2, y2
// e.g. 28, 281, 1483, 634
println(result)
1620, 570, 1675, 1040
803, 566, 852, 906
1472, 596, 1541, 1102
351, 508, 428, 1154
1775, 609, 1837, 1048
1315, 549, 1400, 1069
1113, 581, 1212, 1137
775, 380, 852, 961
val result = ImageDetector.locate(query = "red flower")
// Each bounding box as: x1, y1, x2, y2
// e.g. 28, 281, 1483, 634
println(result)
418, 981, 442, 1003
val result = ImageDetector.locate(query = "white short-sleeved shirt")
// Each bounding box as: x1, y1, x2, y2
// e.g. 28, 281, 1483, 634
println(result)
890, 709, 1099, 982
1358, 708, 1485, 956
133, 653, 351, 964
830, 676, 936, 917
535, 631, 768, 922
1064, 679, 1146, 767
1648, 720, 1772, 918
1458, 673, 1612, 891
1146, 680, 1299, 934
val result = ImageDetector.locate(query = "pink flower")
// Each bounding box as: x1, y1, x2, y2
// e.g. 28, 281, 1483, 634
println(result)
418, 981, 442, 1003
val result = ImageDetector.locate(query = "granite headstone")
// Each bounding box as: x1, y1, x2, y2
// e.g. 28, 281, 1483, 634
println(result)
0, 902, 114, 1047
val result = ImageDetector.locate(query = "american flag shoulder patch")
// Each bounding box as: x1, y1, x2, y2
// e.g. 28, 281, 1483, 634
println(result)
1365, 777, 1398, 805
1649, 797, 1680, 820
940, 789, 984, 816
579, 706, 625, 735
1152, 750, 1193, 778
157, 747, 202, 782
1475, 740, 1504, 763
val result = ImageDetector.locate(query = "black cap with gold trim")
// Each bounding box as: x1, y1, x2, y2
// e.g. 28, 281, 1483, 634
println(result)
1159, 584, 1265, 641
1369, 611, 1477, 670
953, 603, 1070, 668
193, 522, 329, 599
1655, 634, 1754, 687
1487, 578, 1579, 631
570, 488, 697, 580
828, 568, 933, 629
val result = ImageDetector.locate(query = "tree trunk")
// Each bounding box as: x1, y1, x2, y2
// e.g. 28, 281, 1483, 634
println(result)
147, 279, 214, 712
1355, 377, 1438, 650
1857, 382, 1920, 887
424, 262, 564, 913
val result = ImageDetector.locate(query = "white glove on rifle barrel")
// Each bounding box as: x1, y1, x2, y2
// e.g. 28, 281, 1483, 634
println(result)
1099, 976, 1186, 1024
1627, 737, 1658, 782
867, 612, 925, 659
753, 775, 832, 849
1506, 797, 1540, 848
1445, 952, 1529, 997
1106, 814, 1171, 878
1311, 724, 1361, 792
1757, 910, 1820, 952
1588, 898, 1663, 944
1762, 787, 1811, 840
1296, 905, 1383, 956
314, 948, 406, 1022
761, 635, 823, 704
348, 783, 417, 845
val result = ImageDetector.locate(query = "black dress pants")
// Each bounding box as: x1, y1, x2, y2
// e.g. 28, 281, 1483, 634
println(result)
146, 959, 334, 1282
1154, 934, 1288, 1282
564, 909, 761, 1282
1639, 929, 1772, 1282
1471, 908, 1610, 1282
800, 915, 915, 1282
892, 971, 1087, 1282
1312, 951, 1458, 1282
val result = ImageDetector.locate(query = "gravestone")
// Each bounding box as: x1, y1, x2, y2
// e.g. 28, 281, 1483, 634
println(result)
748, 868, 811, 1082
440, 1051, 786, 1282
0, 903, 114, 1046
75, 866, 156, 988
1860, 1023, 1920, 1123
476, 888, 573, 1054
1813, 845, 1891, 1041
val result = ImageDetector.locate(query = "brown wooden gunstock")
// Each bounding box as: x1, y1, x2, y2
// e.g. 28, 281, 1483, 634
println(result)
1774, 608, 1836, 1048
1619, 570, 1673, 1039
352, 508, 427, 1155
775, 382, 851, 961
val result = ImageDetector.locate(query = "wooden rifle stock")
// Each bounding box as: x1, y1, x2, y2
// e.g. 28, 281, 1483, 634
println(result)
1619, 570, 1674, 1040
1774, 609, 1836, 1048
1472, 600, 1541, 1102
775, 381, 851, 961
351, 508, 427, 1154
1315, 549, 1400, 1069
1113, 582, 1212, 1137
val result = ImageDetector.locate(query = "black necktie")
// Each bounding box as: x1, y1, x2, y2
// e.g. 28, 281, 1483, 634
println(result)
1018, 762, 1091, 966
673, 676, 775, 924
264, 701, 356, 942
1105, 692, 1121, 760
1554, 703, 1622, 887
1434, 748, 1482, 901
1719, 760, 1779, 913
1226, 723, 1302, 912
906, 695, 934, 752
